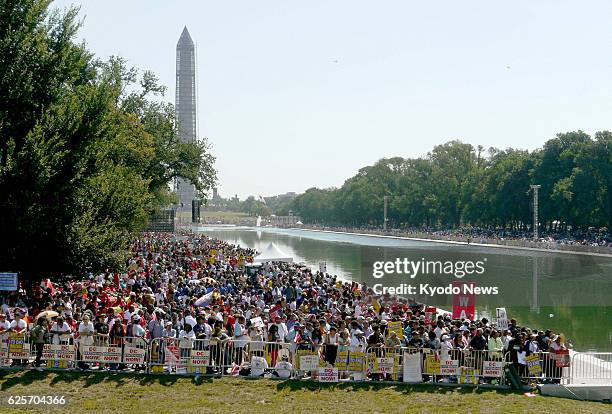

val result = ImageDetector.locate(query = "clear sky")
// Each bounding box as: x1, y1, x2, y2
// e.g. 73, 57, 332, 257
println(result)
53, 0, 612, 199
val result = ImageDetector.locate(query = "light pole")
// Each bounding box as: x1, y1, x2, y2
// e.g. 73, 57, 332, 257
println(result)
530, 185, 541, 240
383, 196, 389, 231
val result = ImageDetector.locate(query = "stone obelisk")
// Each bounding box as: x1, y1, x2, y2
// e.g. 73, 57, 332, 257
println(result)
175, 26, 197, 210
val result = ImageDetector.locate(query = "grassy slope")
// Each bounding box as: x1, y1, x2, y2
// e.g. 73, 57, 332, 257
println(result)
0, 371, 609, 414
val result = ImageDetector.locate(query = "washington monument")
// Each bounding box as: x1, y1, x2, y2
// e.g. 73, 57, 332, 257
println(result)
175, 26, 197, 210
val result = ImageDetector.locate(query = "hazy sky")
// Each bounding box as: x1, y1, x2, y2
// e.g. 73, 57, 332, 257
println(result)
53, 0, 612, 199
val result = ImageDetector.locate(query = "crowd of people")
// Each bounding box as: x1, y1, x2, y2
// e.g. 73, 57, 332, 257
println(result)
307, 225, 611, 248
0, 232, 570, 382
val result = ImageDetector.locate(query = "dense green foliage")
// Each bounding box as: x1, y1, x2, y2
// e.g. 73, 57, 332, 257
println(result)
292, 134, 611, 230
0, 1, 216, 278
208, 193, 296, 217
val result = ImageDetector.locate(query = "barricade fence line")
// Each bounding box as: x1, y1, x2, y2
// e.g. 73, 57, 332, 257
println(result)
1, 335, 608, 386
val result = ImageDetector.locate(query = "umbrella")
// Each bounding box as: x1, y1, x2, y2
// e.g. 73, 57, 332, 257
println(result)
36, 310, 59, 320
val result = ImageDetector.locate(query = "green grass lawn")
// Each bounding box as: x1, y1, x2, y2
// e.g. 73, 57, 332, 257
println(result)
0, 371, 609, 414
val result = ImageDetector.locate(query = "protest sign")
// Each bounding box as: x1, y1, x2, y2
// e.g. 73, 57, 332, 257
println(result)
348, 352, 364, 372
123, 346, 146, 364
299, 354, 319, 371
424, 354, 440, 375
190, 350, 210, 366
482, 361, 503, 377
554, 349, 570, 368
82, 346, 121, 363
165, 345, 180, 366
496, 307, 509, 330
335, 350, 348, 370
374, 357, 394, 374
0, 273, 18, 291
318, 367, 339, 382
452, 281, 475, 320
440, 359, 459, 376
42, 344, 75, 361
8, 333, 26, 357
424, 306, 437, 324
250, 317, 264, 329
388, 321, 403, 340
458, 367, 478, 384
526, 354, 542, 375
402, 352, 422, 382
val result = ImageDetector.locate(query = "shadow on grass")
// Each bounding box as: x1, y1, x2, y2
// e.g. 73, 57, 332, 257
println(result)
0, 370, 214, 390
0, 370, 524, 398
275, 379, 520, 397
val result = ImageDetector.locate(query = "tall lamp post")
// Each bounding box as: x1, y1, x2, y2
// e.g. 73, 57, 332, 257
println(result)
383, 196, 389, 231
530, 185, 541, 241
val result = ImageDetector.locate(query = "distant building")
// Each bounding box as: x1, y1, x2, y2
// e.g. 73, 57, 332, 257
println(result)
175, 26, 197, 210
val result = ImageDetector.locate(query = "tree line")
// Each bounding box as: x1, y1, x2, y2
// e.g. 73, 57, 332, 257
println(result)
291, 132, 611, 231
0, 1, 216, 279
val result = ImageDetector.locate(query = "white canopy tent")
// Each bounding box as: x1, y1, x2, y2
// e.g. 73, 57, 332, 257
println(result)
253, 242, 293, 263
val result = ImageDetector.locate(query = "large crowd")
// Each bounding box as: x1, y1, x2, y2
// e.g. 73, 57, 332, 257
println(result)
308, 225, 611, 248
0, 232, 570, 382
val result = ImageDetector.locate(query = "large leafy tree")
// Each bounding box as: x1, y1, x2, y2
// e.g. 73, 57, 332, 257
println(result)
0, 1, 216, 279
289, 134, 610, 232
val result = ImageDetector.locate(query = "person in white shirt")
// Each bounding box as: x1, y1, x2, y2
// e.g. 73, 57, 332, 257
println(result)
9, 312, 27, 332
77, 314, 95, 370
155, 288, 166, 306
183, 311, 197, 329
78, 315, 95, 346
502, 330, 513, 351
50, 316, 71, 345
179, 323, 195, 358
130, 315, 146, 337
440, 334, 454, 361
273, 317, 288, 341
123, 306, 134, 323
433, 321, 447, 340
354, 304, 362, 318
233, 316, 248, 365
350, 330, 367, 352
250, 355, 268, 377
274, 356, 293, 379
0, 314, 9, 332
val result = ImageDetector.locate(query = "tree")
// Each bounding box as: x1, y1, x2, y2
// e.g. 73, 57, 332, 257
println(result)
287, 134, 610, 232
0, 1, 216, 279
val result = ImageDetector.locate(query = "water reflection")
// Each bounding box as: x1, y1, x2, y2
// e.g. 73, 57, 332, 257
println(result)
199, 227, 611, 351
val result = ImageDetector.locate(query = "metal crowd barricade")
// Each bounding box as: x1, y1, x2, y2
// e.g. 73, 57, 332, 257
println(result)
449, 349, 505, 384
569, 352, 612, 385
39, 334, 77, 369
514, 351, 569, 384
122, 336, 149, 370
365, 345, 403, 381
74, 335, 147, 371
0, 332, 31, 367
0, 332, 31, 366
317, 345, 367, 380
397, 347, 509, 384
247, 341, 292, 376
246, 340, 292, 376
149, 337, 225, 375
4, 333, 610, 388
